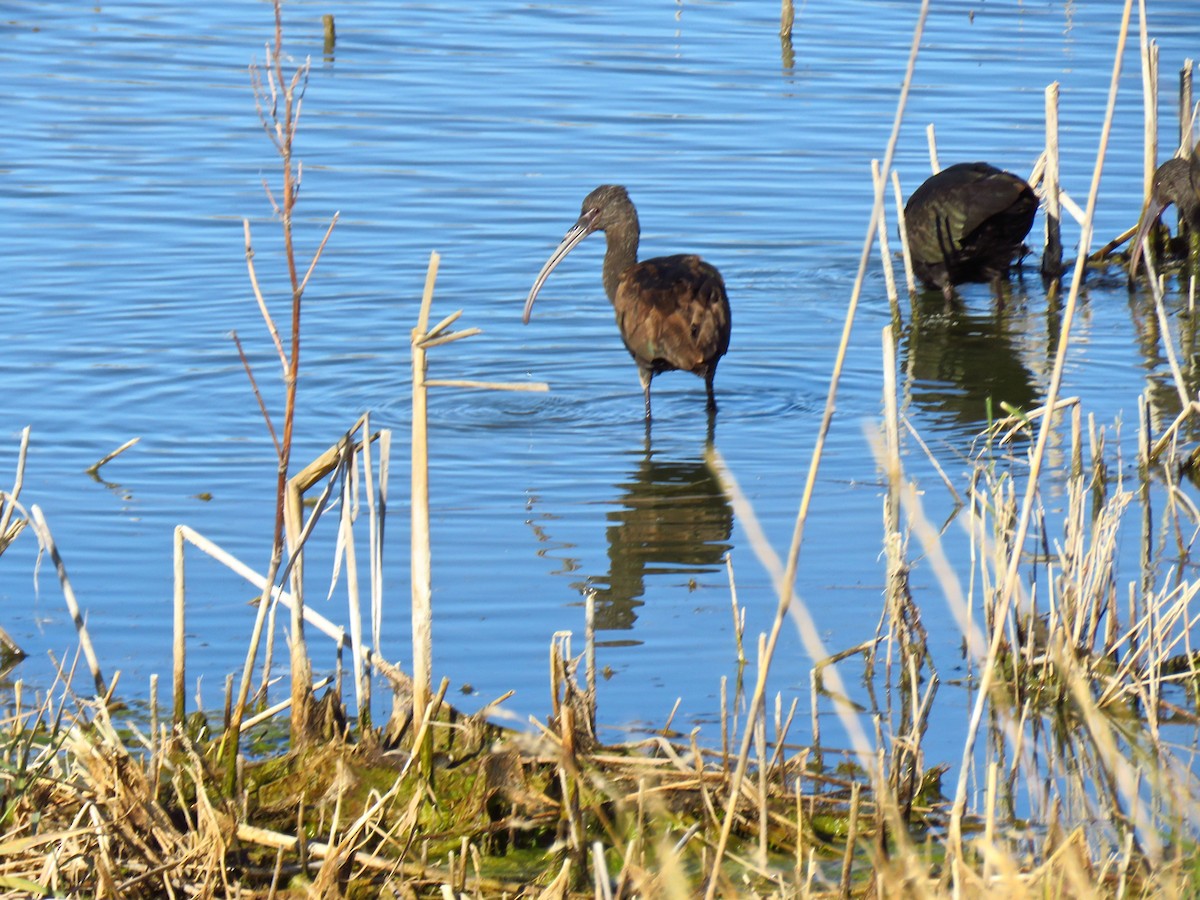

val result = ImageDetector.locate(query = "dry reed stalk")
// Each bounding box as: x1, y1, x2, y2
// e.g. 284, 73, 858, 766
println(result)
891, 169, 917, 298
282, 456, 314, 742
361, 410, 380, 658
172, 526, 186, 727
1042, 82, 1063, 282
335, 438, 369, 724
1181, 60, 1195, 156
872, 159, 900, 319
838, 781, 861, 898
925, 122, 940, 174
1148, 400, 1200, 463
1139, 0, 1158, 199
29, 505, 105, 696
1142, 239, 1191, 410
0, 425, 30, 557
374, 430, 391, 653
768, 695, 799, 775
725, 553, 746, 664
585, 590, 597, 733
176, 448, 406, 742
240, 674, 333, 731
703, 7, 931, 891
84, 436, 140, 480
878, 325, 935, 811
880, 326, 905, 636
952, 2, 1136, 872
410, 251, 438, 730
175, 525, 345, 647
753, 647, 768, 866
780, 0, 794, 39
949, 406, 1200, 883
408, 253, 548, 738
719, 676, 729, 773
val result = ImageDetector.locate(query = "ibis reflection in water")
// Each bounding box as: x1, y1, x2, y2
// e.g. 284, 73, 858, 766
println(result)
901, 292, 1041, 432
579, 441, 733, 633
1129, 153, 1200, 277
904, 162, 1038, 303
523, 185, 732, 421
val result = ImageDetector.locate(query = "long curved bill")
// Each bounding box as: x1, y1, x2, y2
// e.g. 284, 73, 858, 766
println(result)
1129, 193, 1166, 278
522, 208, 599, 324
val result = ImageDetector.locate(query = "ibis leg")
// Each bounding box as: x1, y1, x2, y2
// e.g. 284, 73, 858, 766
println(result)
705, 371, 718, 413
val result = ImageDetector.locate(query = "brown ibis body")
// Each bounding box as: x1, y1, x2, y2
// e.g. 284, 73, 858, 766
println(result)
904, 162, 1038, 302
1129, 154, 1200, 277
523, 185, 731, 421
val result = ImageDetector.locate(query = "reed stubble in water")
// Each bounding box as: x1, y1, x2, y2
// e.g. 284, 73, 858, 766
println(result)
4, 1, 1200, 896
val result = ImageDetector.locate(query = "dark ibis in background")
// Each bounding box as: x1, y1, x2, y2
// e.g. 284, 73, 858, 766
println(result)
523, 185, 732, 421
904, 161, 1038, 302
1128, 154, 1200, 277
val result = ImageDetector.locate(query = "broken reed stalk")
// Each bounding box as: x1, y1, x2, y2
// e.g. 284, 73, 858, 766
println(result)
365, 416, 389, 657
337, 438, 369, 725
0, 426, 31, 559
925, 122, 940, 174
410, 252, 438, 733
1142, 249, 1190, 410
85, 436, 140, 480
872, 159, 900, 320
173, 526, 186, 727
726, 553, 746, 665
702, 4, 931, 893
948, 2, 1138, 874
585, 591, 597, 733
890, 170, 916, 298
1042, 82, 1063, 282
408, 252, 548, 738
182, 423, 384, 749
780, 0, 794, 40
1181, 60, 1194, 156
29, 505, 105, 696
1138, 0, 1157, 199
878, 322, 933, 793
880, 326, 903, 619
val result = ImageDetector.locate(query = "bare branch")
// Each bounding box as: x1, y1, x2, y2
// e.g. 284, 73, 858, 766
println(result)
297, 212, 340, 299
231, 330, 281, 459
243, 218, 288, 375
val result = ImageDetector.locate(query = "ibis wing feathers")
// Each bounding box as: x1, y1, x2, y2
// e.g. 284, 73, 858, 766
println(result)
904, 162, 1037, 291
957, 176, 1035, 243
911, 168, 1032, 250
614, 254, 731, 375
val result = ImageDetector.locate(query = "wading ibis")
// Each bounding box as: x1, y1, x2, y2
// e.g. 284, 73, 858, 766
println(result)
523, 185, 731, 421
1129, 154, 1200, 277
904, 162, 1038, 302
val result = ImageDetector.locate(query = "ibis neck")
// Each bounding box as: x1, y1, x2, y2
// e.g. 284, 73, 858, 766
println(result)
600, 220, 640, 303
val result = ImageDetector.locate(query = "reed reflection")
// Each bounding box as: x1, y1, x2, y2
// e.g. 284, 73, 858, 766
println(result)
1127, 279, 1200, 434
900, 292, 1042, 435
578, 438, 734, 634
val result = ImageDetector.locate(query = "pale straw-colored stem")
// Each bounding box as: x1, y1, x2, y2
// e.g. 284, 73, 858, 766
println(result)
85, 437, 140, 478
410, 252, 439, 731
949, 0, 1136, 864
1138, 0, 1157, 198
872, 159, 900, 317
703, 7, 930, 891
891, 170, 916, 296
30, 505, 105, 696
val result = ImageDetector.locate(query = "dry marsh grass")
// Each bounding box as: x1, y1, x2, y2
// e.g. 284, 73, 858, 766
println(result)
2, 0, 1200, 896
